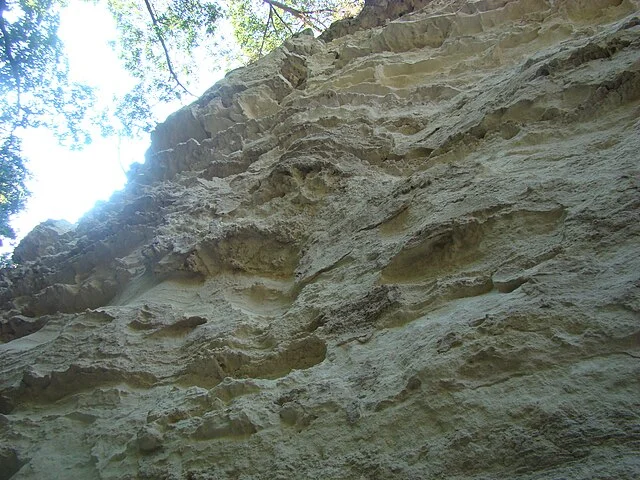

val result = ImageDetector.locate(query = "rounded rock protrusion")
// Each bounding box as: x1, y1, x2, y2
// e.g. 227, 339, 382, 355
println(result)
136, 426, 164, 454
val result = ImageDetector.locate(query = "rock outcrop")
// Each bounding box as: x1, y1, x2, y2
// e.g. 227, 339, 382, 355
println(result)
1, 0, 639, 478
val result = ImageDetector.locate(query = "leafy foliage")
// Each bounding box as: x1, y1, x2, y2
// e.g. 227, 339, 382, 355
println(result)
1, 0, 94, 139
229, 0, 362, 60
0, 134, 26, 241
105, 0, 223, 134
0, 0, 95, 244
106, 0, 363, 132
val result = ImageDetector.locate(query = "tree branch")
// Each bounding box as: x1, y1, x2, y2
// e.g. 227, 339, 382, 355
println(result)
270, 5, 294, 35
311, 15, 328, 30
263, 0, 305, 19
262, 0, 337, 22
142, 0, 194, 97
263, 0, 333, 30
259, 5, 274, 57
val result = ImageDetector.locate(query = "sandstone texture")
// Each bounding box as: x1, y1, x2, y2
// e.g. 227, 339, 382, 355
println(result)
1, 0, 640, 478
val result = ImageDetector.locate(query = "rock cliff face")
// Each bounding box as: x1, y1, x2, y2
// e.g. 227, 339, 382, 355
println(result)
2, 0, 640, 478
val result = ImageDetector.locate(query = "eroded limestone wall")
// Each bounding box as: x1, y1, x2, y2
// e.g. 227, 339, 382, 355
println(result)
1, 0, 639, 478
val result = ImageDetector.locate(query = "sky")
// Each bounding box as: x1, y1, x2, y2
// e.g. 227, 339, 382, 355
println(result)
2, 1, 232, 255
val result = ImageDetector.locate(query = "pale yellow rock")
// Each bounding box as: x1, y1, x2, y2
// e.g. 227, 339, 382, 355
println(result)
1, 0, 640, 478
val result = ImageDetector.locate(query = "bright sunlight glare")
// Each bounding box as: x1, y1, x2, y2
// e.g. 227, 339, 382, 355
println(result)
2, 2, 147, 255
3, 1, 234, 256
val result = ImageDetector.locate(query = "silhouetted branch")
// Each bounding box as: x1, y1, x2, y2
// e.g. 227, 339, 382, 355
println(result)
263, 0, 326, 31
259, 4, 274, 57
142, 0, 194, 96
270, 5, 294, 35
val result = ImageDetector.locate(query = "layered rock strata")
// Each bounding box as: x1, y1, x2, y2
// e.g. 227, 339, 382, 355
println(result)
1, 0, 640, 478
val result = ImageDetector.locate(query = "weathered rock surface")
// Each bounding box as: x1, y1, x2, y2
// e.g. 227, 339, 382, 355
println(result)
2, 0, 640, 478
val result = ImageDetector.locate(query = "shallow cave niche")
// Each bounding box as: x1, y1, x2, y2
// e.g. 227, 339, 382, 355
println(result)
193, 226, 302, 281
0, 314, 49, 342
250, 156, 344, 206
379, 220, 485, 285
16, 276, 120, 318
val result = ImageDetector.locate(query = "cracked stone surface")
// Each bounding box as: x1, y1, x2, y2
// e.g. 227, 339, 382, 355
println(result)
1, 0, 640, 478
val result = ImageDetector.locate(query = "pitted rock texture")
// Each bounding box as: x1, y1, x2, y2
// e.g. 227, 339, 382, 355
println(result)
2, 0, 640, 478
